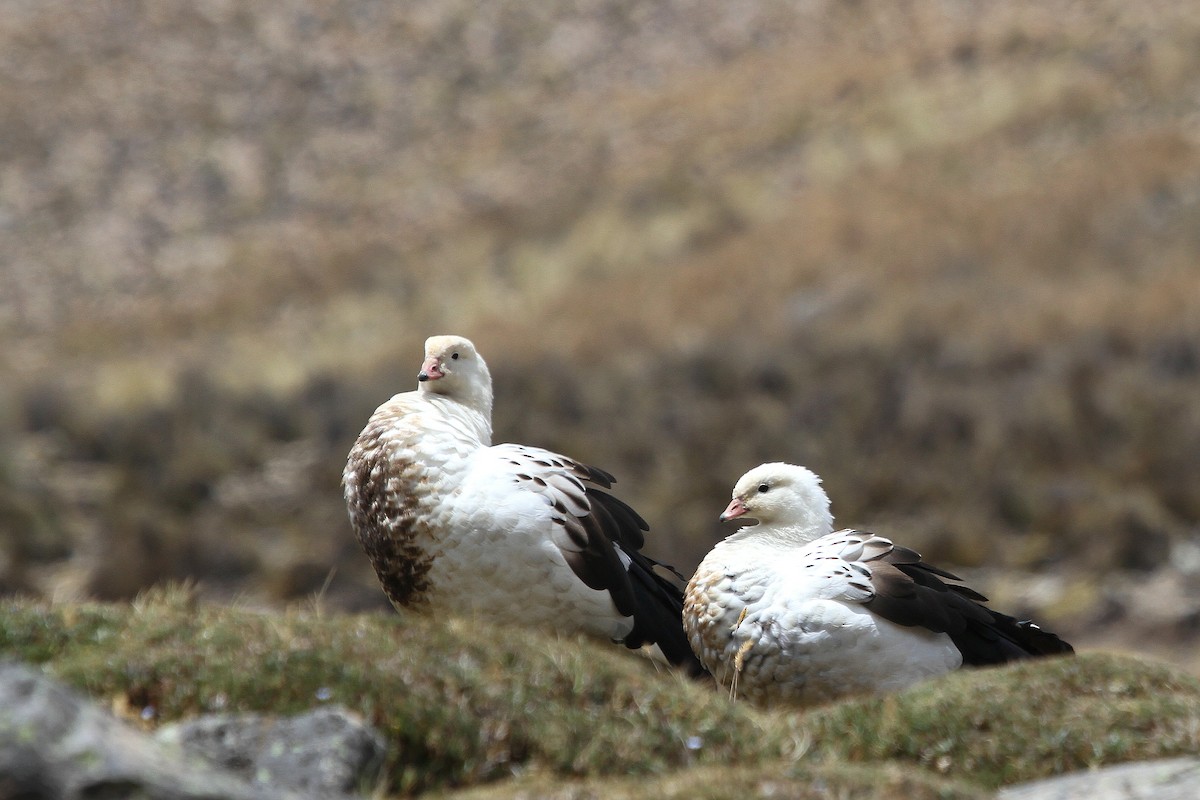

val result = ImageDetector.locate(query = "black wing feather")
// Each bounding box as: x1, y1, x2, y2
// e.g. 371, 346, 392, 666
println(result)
848, 530, 1074, 664
511, 447, 706, 675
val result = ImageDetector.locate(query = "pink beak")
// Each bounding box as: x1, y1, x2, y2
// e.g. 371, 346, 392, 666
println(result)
719, 497, 747, 522
418, 356, 445, 382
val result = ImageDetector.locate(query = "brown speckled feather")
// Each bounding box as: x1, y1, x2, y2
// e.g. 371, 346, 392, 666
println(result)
344, 414, 438, 608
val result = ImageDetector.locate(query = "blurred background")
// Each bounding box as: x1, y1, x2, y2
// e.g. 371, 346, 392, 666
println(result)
1, 0, 1198, 668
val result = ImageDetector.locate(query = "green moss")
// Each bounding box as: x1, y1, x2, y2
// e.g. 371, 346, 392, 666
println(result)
0, 590, 788, 795
803, 653, 1200, 788
434, 762, 989, 800
3, 591, 1198, 796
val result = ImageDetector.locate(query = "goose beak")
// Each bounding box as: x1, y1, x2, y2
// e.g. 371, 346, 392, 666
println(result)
418, 356, 445, 382
719, 497, 748, 522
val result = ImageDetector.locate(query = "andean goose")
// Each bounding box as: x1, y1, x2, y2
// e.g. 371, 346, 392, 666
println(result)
344, 335, 702, 673
684, 462, 1073, 705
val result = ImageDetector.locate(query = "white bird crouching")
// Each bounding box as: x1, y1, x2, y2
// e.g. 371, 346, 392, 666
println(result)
684, 462, 1073, 705
344, 335, 703, 674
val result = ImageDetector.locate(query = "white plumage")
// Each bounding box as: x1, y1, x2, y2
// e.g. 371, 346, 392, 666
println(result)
684, 463, 1072, 705
344, 335, 700, 672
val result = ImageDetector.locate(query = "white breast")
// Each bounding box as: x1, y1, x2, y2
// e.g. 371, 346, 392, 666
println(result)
424, 454, 634, 641
685, 537, 962, 705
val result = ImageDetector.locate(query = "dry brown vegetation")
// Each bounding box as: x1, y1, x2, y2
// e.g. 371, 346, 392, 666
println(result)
1, 0, 1199, 671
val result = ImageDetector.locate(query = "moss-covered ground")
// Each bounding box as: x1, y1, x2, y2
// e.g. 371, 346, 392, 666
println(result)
3, 589, 1197, 798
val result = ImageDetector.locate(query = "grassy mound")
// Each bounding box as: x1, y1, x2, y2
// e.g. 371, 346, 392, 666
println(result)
2, 590, 1197, 797
806, 653, 1200, 787
0, 590, 787, 794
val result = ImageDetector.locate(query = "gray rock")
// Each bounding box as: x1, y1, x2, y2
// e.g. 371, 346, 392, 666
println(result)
998, 758, 1200, 800
0, 660, 289, 800
156, 706, 387, 797
0, 661, 386, 800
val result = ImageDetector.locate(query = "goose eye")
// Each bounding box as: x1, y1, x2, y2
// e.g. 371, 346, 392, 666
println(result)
757, 483, 769, 493
451, 352, 460, 360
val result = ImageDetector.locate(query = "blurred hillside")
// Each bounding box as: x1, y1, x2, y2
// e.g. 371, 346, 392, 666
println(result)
1, 0, 1199, 665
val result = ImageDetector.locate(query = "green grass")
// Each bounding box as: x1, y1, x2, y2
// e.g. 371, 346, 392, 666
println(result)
2, 590, 1199, 797
435, 763, 988, 800
0, 589, 789, 795
804, 653, 1200, 787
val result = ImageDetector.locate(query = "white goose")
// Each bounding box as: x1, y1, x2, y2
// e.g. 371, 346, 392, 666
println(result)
343, 335, 702, 673
684, 463, 1072, 705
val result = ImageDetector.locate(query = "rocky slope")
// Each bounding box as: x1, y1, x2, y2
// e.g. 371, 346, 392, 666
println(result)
1, 0, 1199, 668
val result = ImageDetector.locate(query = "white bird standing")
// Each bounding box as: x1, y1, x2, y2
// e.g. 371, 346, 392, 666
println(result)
344, 335, 703, 673
684, 463, 1072, 705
